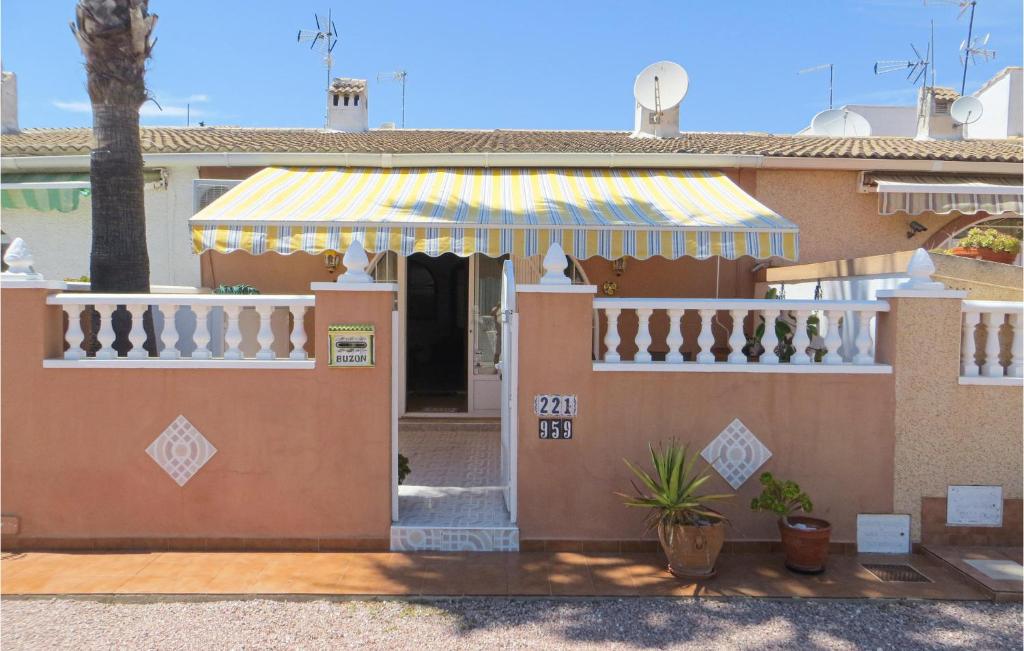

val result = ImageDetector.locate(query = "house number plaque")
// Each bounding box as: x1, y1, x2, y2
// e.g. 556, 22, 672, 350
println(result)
535, 394, 576, 440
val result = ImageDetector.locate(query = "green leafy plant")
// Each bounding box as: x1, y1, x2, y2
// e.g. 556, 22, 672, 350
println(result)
743, 288, 823, 363
749, 472, 813, 525
398, 453, 411, 485
618, 440, 732, 531
956, 228, 1021, 254
214, 283, 261, 295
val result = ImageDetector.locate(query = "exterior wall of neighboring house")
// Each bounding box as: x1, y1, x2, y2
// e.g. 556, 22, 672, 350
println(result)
797, 105, 919, 137
514, 289, 896, 544
0, 285, 393, 549
2, 165, 201, 286
966, 67, 1024, 140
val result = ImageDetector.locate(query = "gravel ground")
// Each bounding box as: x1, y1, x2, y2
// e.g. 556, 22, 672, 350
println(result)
2, 597, 1020, 650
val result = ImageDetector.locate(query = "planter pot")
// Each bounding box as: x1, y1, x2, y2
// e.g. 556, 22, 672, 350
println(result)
657, 521, 726, 579
949, 247, 1018, 265
778, 516, 831, 574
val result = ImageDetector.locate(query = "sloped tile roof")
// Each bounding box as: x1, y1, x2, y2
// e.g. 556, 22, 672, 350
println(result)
932, 86, 960, 102
1, 127, 1020, 163
329, 78, 366, 94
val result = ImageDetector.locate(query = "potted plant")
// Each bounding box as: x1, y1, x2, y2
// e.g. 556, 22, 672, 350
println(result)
619, 441, 732, 578
949, 228, 1021, 264
743, 288, 826, 362
750, 472, 830, 573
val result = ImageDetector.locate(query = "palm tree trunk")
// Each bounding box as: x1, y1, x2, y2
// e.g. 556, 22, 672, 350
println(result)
90, 104, 150, 292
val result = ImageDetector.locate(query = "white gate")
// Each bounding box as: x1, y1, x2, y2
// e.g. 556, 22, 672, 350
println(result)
498, 260, 518, 522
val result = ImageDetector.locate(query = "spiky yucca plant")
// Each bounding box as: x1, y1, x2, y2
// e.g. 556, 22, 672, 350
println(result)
619, 441, 732, 531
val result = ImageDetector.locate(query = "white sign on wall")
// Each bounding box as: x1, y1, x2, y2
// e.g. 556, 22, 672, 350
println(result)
856, 514, 911, 554
947, 485, 1003, 527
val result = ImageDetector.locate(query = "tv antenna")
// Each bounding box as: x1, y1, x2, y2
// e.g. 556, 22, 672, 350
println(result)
959, 33, 996, 89
798, 63, 834, 109
873, 40, 931, 88
297, 10, 340, 126
377, 70, 408, 128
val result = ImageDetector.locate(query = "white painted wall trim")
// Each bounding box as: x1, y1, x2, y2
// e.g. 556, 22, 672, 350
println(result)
518, 284, 597, 294
310, 282, 399, 292
958, 376, 1024, 386
0, 279, 66, 289
877, 289, 969, 299
593, 362, 893, 374
43, 359, 315, 369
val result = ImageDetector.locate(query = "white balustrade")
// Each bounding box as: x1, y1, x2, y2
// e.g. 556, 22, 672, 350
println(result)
961, 301, 1024, 381
593, 298, 890, 372
46, 294, 315, 367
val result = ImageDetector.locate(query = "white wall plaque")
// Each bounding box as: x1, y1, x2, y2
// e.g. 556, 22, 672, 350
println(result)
947, 485, 1003, 527
857, 514, 911, 554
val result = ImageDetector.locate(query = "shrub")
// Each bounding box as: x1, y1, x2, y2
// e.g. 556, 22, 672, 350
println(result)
749, 472, 813, 524
956, 228, 1021, 254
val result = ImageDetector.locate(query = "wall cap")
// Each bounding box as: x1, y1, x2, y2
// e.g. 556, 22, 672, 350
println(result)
0, 278, 67, 290
311, 282, 398, 292
876, 288, 968, 299
518, 284, 597, 294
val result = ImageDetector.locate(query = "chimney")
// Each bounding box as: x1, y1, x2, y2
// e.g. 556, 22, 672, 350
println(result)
633, 102, 680, 138
914, 86, 961, 141
327, 77, 368, 132
2, 69, 18, 134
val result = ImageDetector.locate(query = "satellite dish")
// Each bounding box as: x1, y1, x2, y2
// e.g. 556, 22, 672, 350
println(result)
950, 96, 984, 124
809, 108, 872, 137
633, 61, 689, 112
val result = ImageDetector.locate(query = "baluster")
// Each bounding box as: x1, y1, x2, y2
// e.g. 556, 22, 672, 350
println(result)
63, 304, 86, 360
126, 304, 149, 359
289, 306, 309, 360
727, 309, 748, 364
192, 304, 212, 359
760, 309, 780, 364
1009, 313, 1023, 378
696, 309, 715, 364
635, 308, 653, 363
255, 305, 276, 360
223, 305, 243, 360
791, 310, 812, 364
982, 312, 1005, 377
961, 311, 981, 377
665, 309, 685, 363
94, 304, 117, 359
603, 308, 621, 363
853, 312, 875, 365
823, 310, 843, 365
158, 304, 180, 359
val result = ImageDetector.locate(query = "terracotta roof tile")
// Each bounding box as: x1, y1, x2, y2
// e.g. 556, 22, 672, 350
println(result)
329, 78, 366, 94
2, 127, 1020, 163
932, 86, 960, 102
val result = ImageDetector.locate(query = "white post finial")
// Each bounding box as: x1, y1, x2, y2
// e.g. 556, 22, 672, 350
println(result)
898, 248, 945, 290
1, 237, 43, 280
540, 242, 571, 285
338, 240, 373, 284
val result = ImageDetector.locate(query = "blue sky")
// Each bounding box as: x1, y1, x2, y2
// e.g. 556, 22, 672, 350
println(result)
2, 0, 1020, 133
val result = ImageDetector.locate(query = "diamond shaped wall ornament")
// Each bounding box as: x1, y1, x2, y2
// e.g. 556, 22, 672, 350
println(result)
146, 416, 217, 486
701, 418, 771, 490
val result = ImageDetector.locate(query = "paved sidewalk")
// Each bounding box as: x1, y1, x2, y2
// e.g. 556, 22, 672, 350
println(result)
1, 551, 989, 599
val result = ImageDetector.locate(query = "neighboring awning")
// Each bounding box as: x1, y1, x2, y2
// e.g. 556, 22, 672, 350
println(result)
190, 167, 799, 260
864, 173, 1023, 216
1, 170, 165, 213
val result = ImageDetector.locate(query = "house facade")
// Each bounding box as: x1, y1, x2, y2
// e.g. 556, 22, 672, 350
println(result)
1, 73, 1021, 553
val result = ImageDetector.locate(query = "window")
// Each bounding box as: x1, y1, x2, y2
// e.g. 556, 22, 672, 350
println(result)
354, 94, 360, 107
343, 95, 350, 107
333, 95, 339, 107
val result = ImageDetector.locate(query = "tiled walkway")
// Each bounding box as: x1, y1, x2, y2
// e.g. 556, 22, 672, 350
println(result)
0, 551, 991, 599
400, 429, 501, 487
922, 544, 1023, 602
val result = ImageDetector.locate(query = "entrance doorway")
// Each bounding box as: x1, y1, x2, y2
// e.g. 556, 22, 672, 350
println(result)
405, 253, 468, 413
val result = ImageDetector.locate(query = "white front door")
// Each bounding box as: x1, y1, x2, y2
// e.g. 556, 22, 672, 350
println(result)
467, 254, 503, 416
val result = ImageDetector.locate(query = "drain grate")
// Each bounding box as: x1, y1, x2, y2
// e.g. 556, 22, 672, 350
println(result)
862, 563, 931, 583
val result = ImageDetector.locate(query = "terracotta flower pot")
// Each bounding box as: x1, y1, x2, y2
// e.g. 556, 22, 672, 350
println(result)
778, 516, 831, 574
658, 521, 726, 578
949, 247, 1018, 265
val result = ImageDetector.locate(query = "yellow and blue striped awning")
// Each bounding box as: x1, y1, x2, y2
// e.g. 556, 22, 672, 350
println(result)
190, 167, 799, 260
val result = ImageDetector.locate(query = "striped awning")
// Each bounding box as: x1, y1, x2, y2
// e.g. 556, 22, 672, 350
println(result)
1, 170, 165, 213
865, 173, 1023, 216
190, 167, 799, 260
